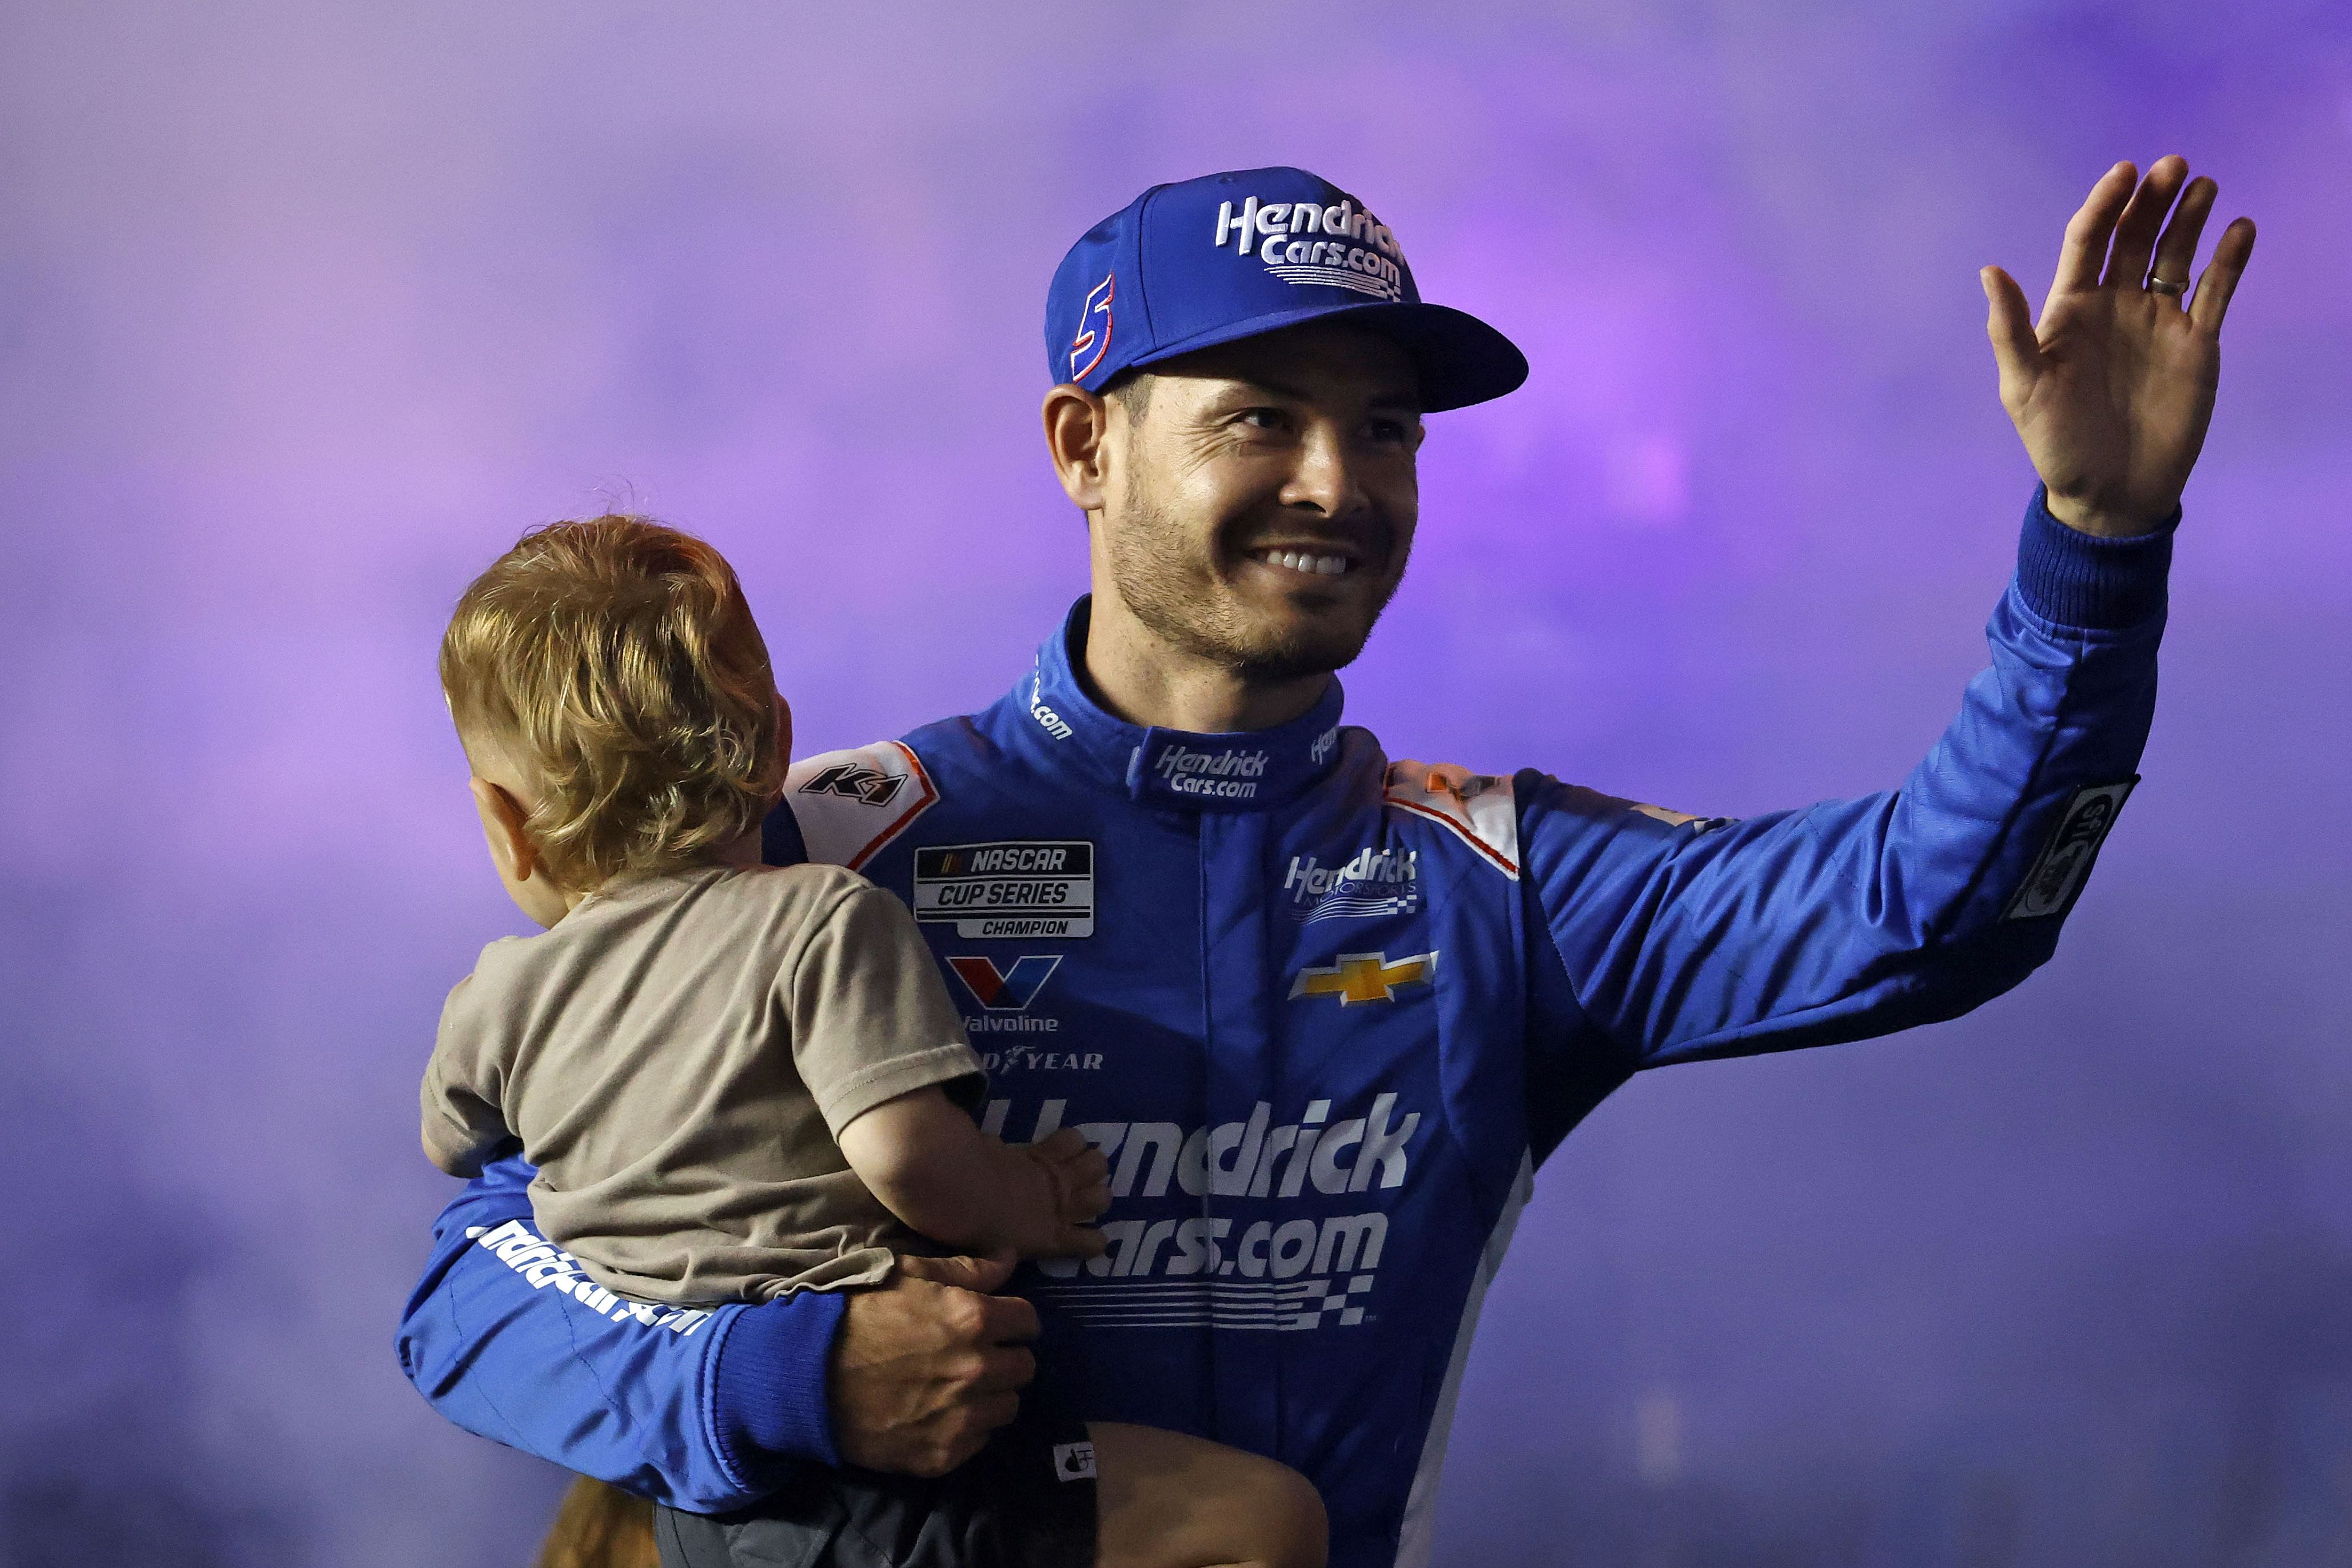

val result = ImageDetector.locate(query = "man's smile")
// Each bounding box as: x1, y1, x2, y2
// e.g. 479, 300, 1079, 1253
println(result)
1247, 546, 1359, 578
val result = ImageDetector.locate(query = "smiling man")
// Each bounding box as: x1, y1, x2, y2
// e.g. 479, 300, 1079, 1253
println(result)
399, 164, 2254, 1568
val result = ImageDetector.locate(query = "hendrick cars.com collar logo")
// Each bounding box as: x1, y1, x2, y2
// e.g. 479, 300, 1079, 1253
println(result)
914, 840, 1096, 939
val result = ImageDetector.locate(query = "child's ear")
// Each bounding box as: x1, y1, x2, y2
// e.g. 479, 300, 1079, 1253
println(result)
469, 776, 541, 884
772, 694, 794, 770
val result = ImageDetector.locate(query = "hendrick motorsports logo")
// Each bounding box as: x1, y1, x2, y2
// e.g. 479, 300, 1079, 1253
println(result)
1283, 847, 1418, 923
915, 840, 1095, 939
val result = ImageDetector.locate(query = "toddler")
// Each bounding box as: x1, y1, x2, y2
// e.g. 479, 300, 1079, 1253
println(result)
423, 516, 1324, 1568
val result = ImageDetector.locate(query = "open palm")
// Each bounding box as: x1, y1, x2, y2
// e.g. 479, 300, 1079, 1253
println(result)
1983, 155, 2257, 538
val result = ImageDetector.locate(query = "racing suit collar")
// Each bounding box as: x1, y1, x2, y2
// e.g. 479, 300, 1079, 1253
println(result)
1023, 597, 1347, 813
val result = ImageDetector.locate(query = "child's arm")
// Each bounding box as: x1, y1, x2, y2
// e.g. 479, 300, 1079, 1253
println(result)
422, 976, 520, 1178
838, 1088, 1110, 1259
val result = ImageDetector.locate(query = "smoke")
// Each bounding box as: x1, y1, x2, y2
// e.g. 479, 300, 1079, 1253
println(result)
0, 2, 2343, 1563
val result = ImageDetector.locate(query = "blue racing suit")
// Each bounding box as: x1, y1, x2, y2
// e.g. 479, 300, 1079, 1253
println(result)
398, 491, 2171, 1567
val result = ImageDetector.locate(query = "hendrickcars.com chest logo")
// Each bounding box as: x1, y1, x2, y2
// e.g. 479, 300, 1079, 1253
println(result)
915, 840, 1095, 939
998, 1092, 1424, 1332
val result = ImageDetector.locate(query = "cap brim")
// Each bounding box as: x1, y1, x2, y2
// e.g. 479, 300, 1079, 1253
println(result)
1128, 300, 1527, 412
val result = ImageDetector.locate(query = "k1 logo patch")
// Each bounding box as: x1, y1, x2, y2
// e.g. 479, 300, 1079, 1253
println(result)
797, 763, 906, 808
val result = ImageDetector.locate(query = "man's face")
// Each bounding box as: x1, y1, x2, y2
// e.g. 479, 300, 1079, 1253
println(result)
1095, 320, 1424, 684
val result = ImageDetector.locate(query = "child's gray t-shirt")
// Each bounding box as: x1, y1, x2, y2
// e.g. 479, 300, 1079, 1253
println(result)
422, 861, 982, 1305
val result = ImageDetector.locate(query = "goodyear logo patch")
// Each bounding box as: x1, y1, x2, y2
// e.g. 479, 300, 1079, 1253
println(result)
915, 841, 1096, 939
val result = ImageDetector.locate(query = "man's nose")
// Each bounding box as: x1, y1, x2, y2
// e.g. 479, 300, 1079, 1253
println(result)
1278, 424, 1368, 520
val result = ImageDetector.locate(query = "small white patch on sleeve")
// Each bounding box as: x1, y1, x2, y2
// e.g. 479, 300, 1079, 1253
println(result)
1385, 760, 1520, 879
784, 741, 940, 871
2006, 779, 2136, 919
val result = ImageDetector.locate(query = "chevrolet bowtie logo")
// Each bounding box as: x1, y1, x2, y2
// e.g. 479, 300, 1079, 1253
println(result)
1288, 949, 1440, 1006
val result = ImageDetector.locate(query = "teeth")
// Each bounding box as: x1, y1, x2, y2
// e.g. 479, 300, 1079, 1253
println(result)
1260, 549, 1351, 576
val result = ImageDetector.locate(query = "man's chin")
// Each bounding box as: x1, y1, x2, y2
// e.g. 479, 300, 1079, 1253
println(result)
1228, 615, 1375, 684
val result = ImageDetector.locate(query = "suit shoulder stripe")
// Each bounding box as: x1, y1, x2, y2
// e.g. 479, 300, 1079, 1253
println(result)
1384, 760, 1520, 879
782, 740, 939, 869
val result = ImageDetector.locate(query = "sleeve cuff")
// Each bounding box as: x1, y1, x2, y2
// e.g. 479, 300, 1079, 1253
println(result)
710, 1287, 847, 1478
2014, 483, 2176, 631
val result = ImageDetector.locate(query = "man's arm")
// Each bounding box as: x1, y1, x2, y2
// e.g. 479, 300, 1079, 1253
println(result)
396, 1154, 1042, 1504
1522, 488, 2167, 1073
1522, 153, 2255, 1079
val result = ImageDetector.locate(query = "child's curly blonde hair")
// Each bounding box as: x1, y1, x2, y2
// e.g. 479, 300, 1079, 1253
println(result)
440, 516, 783, 893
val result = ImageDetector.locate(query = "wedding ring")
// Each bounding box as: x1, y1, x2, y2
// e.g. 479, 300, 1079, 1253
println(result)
2147, 274, 2187, 296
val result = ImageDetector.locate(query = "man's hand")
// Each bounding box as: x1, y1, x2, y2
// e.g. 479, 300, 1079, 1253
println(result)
1982, 155, 2256, 537
828, 1251, 1039, 1477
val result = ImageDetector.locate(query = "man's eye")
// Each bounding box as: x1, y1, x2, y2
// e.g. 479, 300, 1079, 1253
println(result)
1370, 419, 1413, 443
1238, 408, 1287, 431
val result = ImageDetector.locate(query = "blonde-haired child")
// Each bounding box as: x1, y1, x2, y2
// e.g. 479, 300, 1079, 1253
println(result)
425, 516, 1324, 1568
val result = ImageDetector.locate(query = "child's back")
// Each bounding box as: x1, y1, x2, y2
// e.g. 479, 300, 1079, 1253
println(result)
427, 860, 974, 1304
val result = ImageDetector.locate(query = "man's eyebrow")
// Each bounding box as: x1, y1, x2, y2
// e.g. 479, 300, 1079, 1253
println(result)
1218, 376, 1424, 414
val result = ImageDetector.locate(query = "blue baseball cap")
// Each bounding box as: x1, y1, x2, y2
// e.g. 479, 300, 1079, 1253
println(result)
1045, 166, 1528, 412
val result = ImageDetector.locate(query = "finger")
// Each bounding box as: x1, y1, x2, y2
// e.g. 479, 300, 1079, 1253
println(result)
1070, 1148, 1110, 1184
1053, 1225, 1109, 1258
1033, 1127, 1090, 1159
971, 1344, 1037, 1394
1981, 265, 2040, 392
898, 1250, 1018, 1294
2189, 216, 2257, 334
2101, 155, 2189, 288
2146, 174, 2217, 300
1071, 1180, 1111, 1218
971, 1290, 1042, 1344
2052, 161, 2136, 295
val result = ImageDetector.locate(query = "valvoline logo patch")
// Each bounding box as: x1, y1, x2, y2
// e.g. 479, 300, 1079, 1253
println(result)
947, 955, 1062, 1011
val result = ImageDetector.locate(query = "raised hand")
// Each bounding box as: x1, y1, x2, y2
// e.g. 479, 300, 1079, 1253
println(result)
1982, 155, 2256, 537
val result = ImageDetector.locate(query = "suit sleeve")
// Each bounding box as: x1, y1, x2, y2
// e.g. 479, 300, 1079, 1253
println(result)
393, 1152, 846, 1510
1521, 487, 2171, 1069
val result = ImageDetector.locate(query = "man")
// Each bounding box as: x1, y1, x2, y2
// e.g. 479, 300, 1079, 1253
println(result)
400, 162, 2253, 1568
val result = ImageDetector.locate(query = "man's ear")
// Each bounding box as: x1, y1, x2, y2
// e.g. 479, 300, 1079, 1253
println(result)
1042, 384, 1113, 512
469, 776, 540, 885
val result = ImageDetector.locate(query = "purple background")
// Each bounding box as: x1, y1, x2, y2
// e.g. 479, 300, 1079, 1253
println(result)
3, 4, 2346, 1563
